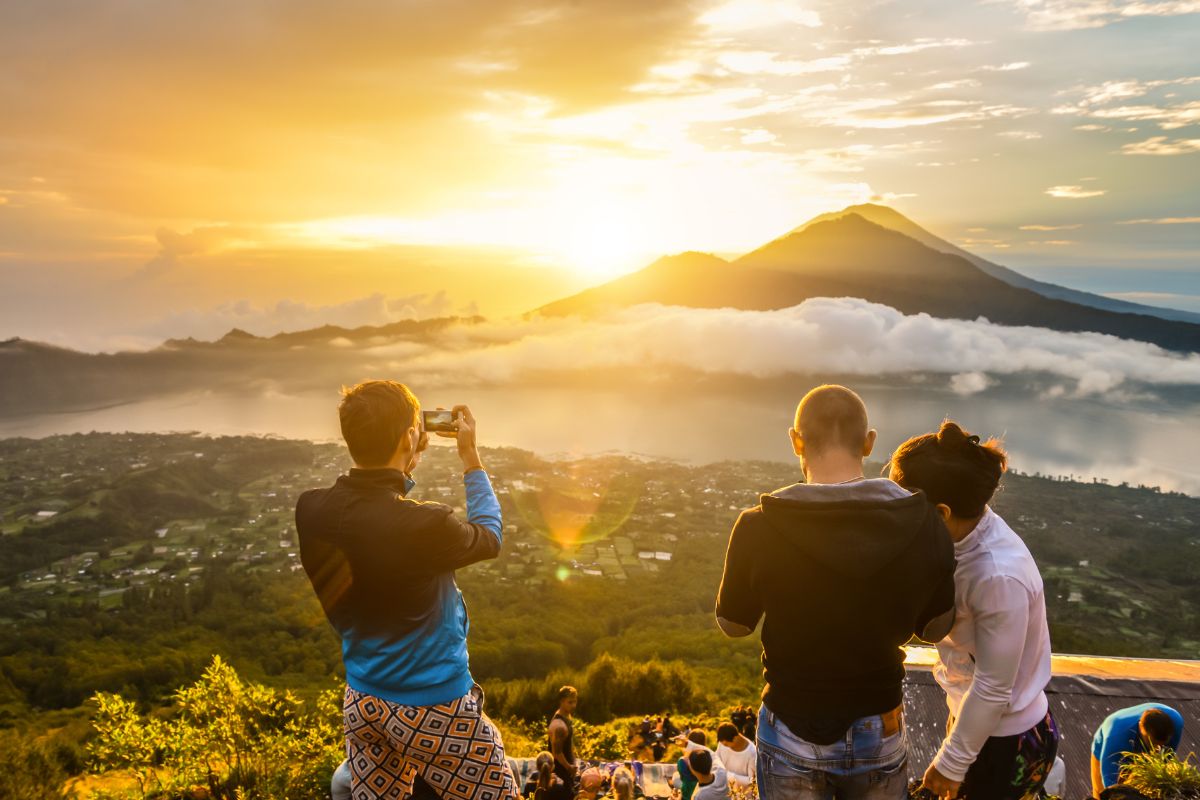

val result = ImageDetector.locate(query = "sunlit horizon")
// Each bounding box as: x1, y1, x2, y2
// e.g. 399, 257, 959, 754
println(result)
2, 0, 1199, 348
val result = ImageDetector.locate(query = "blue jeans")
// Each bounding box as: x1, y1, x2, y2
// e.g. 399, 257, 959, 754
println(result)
756, 704, 908, 800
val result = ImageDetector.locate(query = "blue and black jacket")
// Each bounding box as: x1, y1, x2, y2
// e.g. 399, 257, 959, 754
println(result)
296, 466, 502, 706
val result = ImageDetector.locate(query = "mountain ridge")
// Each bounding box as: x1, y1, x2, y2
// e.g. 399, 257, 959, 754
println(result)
536, 211, 1200, 353
790, 204, 1200, 325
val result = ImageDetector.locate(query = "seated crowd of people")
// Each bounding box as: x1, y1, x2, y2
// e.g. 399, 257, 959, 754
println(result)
301, 381, 1190, 800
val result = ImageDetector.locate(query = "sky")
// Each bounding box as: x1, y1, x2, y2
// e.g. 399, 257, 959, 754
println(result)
1, 0, 1199, 350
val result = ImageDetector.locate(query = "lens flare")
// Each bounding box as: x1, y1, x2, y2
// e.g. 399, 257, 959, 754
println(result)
510, 460, 641, 553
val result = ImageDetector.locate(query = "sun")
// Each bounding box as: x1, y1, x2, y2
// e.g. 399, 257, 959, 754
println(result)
548, 205, 658, 281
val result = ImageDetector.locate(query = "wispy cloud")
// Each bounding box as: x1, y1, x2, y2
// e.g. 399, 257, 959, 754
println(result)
1120, 136, 1200, 154
139, 225, 253, 278
698, 0, 822, 31
978, 61, 1031, 71
1045, 185, 1107, 198
1118, 216, 1200, 223
999, 0, 1200, 31
1053, 78, 1200, 131
1020, 223, 1083, 230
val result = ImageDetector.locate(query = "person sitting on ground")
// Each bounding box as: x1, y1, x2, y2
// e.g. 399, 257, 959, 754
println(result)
714, 722, 756, 789
575, 768, 605, 800
525, 751, 572, 800
1091, 703, 1185, 798
610, 766, 637, 800
296, 381, 513, 800
549, 686, 580, 789
890, 421, 1059, 800
716, 384, 957, 800
673, 731, 711, 800
687, 750, 730, 800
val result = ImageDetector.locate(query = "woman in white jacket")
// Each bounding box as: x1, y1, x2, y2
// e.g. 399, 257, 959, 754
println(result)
889, 421, 1058, 800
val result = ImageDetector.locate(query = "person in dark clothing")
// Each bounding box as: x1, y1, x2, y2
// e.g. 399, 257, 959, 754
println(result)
548, 686, 579, 787
662, 714, 680, 741
715, 384, 957, 800
296, 380, 515, 800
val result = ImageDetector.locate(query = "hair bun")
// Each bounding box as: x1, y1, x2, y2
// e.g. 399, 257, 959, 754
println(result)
936, 420, 969, 446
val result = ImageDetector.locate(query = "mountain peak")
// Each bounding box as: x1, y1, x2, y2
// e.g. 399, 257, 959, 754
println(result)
646, 251, 728, 270
219, 328, 260, 343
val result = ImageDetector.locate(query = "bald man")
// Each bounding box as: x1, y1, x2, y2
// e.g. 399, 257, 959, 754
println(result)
715, 384, 956, 800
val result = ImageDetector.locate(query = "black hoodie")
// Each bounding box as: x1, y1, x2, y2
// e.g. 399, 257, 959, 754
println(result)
716, 479, 955, 745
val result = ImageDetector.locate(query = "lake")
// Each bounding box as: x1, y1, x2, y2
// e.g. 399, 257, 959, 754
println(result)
3, 374, 1198, 495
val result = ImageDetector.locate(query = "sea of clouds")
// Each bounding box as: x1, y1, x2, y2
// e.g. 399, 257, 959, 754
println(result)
356, 297, 1200, 398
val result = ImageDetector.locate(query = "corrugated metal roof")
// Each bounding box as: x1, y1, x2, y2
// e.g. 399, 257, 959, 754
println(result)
902, 647, 1200, 798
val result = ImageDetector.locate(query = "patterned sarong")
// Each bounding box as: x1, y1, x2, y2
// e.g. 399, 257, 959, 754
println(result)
344, 685, 518, 800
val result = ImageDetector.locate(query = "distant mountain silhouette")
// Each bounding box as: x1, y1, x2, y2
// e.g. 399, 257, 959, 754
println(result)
163, 316, 485, 350
0, 317, 479, 417
537, 213, 1200, 353
795, 204, 1200, 324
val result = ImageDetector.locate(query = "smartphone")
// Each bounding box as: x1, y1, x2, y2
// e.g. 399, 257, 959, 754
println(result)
421, 409, 457, 434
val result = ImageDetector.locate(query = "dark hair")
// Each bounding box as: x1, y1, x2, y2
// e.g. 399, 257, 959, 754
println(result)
888, 420, 1007, 518
687, 749, 713, 776
687, 730, 707, 747
795, 384, 869, 456
338, 380, 419, 467
558, 685, 578, 700
716, 722, 739, 743
1142, 708, 1176, 746
534, 752, 554, 800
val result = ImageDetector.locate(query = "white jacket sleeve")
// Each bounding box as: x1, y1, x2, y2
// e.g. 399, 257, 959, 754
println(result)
932, 575, 1031, 782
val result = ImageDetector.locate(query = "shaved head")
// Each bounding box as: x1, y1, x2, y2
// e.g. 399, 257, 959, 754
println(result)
795, 385, 869, 456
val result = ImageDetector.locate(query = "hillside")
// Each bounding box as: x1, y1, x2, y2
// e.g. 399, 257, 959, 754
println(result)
537, 213, 1200, 353
1, 433, 1197, 718
3, 432, 1199, 799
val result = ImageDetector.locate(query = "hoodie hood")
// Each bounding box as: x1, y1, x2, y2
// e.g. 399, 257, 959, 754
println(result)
759, 479, 929, 577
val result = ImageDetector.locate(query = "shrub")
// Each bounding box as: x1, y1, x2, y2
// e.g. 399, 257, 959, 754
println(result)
87, 655, 342, 800
1119, 749, 1200, 799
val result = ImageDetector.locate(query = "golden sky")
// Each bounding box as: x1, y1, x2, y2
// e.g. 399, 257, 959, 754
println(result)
1, 0, 1199, 348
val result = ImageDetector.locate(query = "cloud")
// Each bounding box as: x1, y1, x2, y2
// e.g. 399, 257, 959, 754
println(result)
998, 0, 1200, 31
715, 50, 849, 76
698, 0, 822, 30
0, 0, 701, 223
951, 372, 993, 395
1118, 216, 1200, 224
1045, 185, 1107, 198
1120, 136, 1200, 154
978, 62, 1031, 72
140, 225, 250, 277
1052, 78, 1200, 130
362, 298, 1200, 397
1020, 224, 1083, 230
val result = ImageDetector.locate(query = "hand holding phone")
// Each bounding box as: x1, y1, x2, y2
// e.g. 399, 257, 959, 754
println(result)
421, 409, 457, 434
424, 406, 482, 471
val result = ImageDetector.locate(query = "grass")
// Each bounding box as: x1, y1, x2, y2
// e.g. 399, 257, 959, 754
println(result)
1120, 749, 1200, 799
